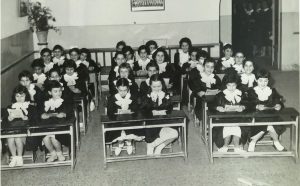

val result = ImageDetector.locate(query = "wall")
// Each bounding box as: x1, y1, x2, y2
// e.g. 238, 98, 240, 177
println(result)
220, 0, 232, 44
1, 0, 34, 107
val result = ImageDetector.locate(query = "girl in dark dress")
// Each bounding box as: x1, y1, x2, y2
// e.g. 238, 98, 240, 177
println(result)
41, 48, 54, 74
69, 48, 89, 82
239, 60, 256, 95
52, 45, 66, 73
174, 37, 192, 72
145, 40, 158, 60
247, 69, 286, 152
140, 74, 178, 155
31, 58, 47, 90
216, 44, 235, 73
133, 45, 151, 76
139, 61, 159, 98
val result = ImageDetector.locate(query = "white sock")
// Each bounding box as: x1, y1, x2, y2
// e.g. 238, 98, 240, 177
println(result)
274, 141, 284, 151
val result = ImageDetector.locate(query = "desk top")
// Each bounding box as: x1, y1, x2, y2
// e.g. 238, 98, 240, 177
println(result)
207, 108, 299, 118
101, 110, 186, 124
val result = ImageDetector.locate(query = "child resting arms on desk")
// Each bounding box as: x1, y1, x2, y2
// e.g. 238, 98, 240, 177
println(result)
213, 72, 249, 153
140, 74, 179, 155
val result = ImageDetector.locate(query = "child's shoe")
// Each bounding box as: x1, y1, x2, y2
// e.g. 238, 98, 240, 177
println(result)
114, 147, 122, 156
234, 147, 246, 153
146, 143, 154, 156
248, 140, 256, 152
9, 156, 18, 167
218, 146, 229, 153
125, 141, 133, 155
273, 141, 285, 151
16, 156, 24, 166
56, 151, 66, 161
47, 151, 58, 162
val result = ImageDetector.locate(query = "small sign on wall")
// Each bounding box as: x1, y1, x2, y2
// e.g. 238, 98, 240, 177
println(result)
19, 0, 29, 17
131, 0, 165, 12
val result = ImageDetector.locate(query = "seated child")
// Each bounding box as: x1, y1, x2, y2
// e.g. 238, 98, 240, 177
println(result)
122, 45, 135, 69
106, 78, 144, 156
145, 40, 158, 60
69, 47, 89, 82
233, 52, 246, 74
5, 86, 37, 167
52, 44, 66, 72
247, 69, 286, 152
213, 73, 248, 153
140, 74, 178, 155
239, 60, 256, 94
181, 47, 204, 74
188, 58, 222, 120
79, 48, 101, 73
31, 58, 47, 90
133, 45, 151, 76
115, 40, 126, 52
108, 52, 126, 93
174, 37, 192, 70
62, 59, 87, 97
110, 63, 138, 98
41, 80, 73, 162
40, 48, 54, 74
216, 43, 235, 73
139, 61, 159, 97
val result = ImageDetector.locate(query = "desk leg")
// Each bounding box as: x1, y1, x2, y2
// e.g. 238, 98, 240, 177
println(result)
102, 125, 107, 169
184, 118, 187, 160
71, 126, 75, 170
208, 118, 213, 163
295, 116, 299, 162
74, 109, 80, 150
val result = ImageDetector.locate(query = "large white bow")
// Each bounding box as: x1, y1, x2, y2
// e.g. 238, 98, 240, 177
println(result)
53, 56, 65, 66
221, 57, 235, 68
64, 73, 78, 86
33, 73, 47, 84
138, 58, 150, 70
11, 101, 30, 115
44, 62, 54, 73
223, 89, 242, 104
45, 98, 64, 112
201, 73, 216, 88
254, 86, 272, 101
241, 73, 256, 88
149, 91, 166, 106
115, 93, 132, 110
179, 49, 189, 67
158, 62, 167, 74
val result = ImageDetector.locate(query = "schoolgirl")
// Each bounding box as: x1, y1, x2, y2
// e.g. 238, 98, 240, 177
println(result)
174, 37, 192, 71
139, 61, 159, 98
52, 44, 66, 72
31, 58, 47, 90
233, 52, 246, 74
145, 40, 158, 59
41, 48, 54, 74
122, 45, 135, 69
239, 60, 256, 94
133, 45, 151, 76
69, 47, 89, 82
216, 43, 235, 73
79, 48, 101, 73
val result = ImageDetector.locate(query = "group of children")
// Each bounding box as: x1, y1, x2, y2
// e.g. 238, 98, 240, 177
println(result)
3, 38, 287, 166
3, 45, 100, 167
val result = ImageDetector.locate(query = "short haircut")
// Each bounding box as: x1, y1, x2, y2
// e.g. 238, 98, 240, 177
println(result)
31, 58, 45, 68
48, 68, 61, 78
223, 43, 233, 51
11, 85, 31, 103
152, 47, 170, 63
46, 80, 63, 92
189, 47, 200, 60
222, 72, 241, 86
52, 45, 64, 52
116, 41, 126, 49
138, 45, 149, 55
199, 49, 209, 58
145, 40, 158, 49
69, 48, 80, 55
80, 48, 91, 60
179, 37, 192, 48
146, 60, 159, 71
256, 69, 271, 79
122, 46, 134, 55
40, 48, 52, 56
203, 58, 215, 66
149, 74, 167, 92
116, 78, 130, 88
63, 59, 77, 69
18, 70, 33, 81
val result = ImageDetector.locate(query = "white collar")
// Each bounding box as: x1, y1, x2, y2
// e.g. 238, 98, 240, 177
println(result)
114, 66, 119, 77
64, 73, 78, 86
233, 64, 245, 74
81, 60, 89, 68
223, 89, 242, 104
115, 93, 132, 110
221, 57, 235, 68
138, 58, 150, 70
33, 73, 47, 84
146, 78, 150, 86
179, 49, 189, 67
148, 91, 168, 106
241, 73, 256, 87
45, 98, 64, 112
75, 60, 82, 68
126, 60, 134, 68
44, 62, 54, 73
11, 101, 30, 115
53, 56, 65, 66
158, 62, 167, 74
254, 86, 272, 101
201, 72, 216, 88
27, 84, 36, 101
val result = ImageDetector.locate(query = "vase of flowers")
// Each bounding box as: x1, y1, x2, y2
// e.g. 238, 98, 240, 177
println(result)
27, 2, 59, 44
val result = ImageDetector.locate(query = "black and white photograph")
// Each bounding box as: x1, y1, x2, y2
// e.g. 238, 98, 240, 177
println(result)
1, 0, 299, 185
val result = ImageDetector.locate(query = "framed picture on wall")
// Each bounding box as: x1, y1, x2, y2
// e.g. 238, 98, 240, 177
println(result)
131, 0, 165, 12
19, 0, 29, 17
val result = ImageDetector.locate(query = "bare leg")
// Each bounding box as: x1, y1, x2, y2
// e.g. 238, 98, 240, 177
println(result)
43, 136, 55, 153
15, 138, 25, 156
268, 126, 285, 151
51, 138, 62, 152
232, 136, 240, 148
7, 138, 16, 156
223, 136, 231, 146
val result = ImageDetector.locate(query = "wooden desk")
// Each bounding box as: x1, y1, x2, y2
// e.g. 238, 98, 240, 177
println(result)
89, 71, 100, 109
1, 118, 76, 170
201, 95, 216, 145
206, 108, 299, 163
101, 110, 187, 168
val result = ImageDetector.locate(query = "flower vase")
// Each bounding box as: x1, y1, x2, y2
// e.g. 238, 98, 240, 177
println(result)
36, 30, 48, 44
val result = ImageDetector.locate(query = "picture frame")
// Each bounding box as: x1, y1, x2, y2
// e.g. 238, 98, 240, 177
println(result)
19, 0, 29, 17
131, 0, 165, 12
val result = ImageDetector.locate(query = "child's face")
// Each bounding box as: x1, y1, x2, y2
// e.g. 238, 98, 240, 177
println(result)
257, 78, 269, 88
117, 45, 125, 52
15, 93, 26, 103
19, 77, 31, 88
49, 87, 62, 99
181, 42, 189, 53
235, 53, 245, 65
80, 53, 87, 61
34, 66, 43, 75
190, 51, 198, 61
224, 48, 233, 58
199, 57, 205, 64
65, 67, 75, 76
149, 45, 157, 53
119, 68, 129, 78
139, 49, 148, 60
226, 83, 237, 92
49, 71, 61, 81
42, 52, 51, 63
155, 51, 165, 64
70, 51, 79, 61
117, 85, 129, 97
147, 67, 158, 77
53, 49, 62, 58
151, 81, 162, 93
115, 54, 126, 66
204, 62, 214, 75
125, 51, 133, 61
244, 61, 254, 74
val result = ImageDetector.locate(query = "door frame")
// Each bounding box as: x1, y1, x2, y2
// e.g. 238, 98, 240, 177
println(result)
272, 0, 282, 70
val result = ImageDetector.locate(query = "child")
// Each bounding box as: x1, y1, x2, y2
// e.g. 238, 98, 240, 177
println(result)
133, 45, 151, 76
116, 41, 126, 52
213, 73, 248, 153
31, 58, 47, 90
18, 70, 44, 111
110, 63, 138, 98
216, 43, 235, 73
52, 45, 66, 72
62, 59, 87, 97
69, 48, 89, 82
188, 58, 222, 120
41, 80, 73, 162
145, 40, 158, 59
239, 60, 256, 94
174, 37, 192, 70
139, 61, 159, 97
108, 52, 126, 92
40, 48, 54, 74
106, 78, 143, 156
122, 46, 135, 69
5, 86, 37, 167
152, 47, 177, 93
247, 69, 286, 152
79, 48, 101, 73
233, 52, 245, 74
140, 74, 178, 155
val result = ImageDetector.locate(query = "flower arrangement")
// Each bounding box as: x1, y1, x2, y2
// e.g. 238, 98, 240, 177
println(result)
27, 2, 59, 32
